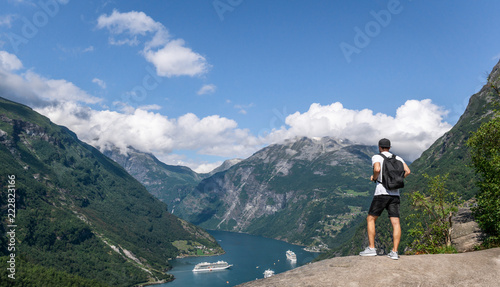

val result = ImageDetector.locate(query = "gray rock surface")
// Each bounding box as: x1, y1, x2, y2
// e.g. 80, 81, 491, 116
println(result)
451, 203, 484, 252
237, 248, 500, 287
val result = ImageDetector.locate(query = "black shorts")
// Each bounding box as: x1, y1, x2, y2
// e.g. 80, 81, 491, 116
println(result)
368, 195, 400, 218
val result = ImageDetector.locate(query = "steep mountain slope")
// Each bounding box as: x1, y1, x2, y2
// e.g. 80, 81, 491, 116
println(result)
176, 137, 376, 250
405, 60, 500, 198
0, 97, 222, 286
103, 146, 203, 212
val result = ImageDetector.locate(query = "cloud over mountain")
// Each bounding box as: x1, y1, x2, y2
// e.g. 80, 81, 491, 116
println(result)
35, 101, 262, 172
266, 100, 452, 161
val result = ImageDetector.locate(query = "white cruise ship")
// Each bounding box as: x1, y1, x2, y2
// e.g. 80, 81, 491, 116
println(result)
286, 250, 297, 262
192, 260, 232, 272
264, 269, 275, 278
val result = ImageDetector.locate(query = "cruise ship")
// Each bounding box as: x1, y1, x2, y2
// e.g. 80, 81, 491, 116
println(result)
286, 250, 297, 262
192, 261, 232, 272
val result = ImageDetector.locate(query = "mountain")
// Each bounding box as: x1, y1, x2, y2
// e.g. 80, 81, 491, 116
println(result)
176, 137, 376, 250
104, 147, 243, 213
205, 158, 243, 177
103, 146, 203, 212
0, 97, 222, 286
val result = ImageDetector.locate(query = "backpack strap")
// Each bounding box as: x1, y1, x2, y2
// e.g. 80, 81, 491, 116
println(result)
379, 152, 396, 160
376, 153, 385, 184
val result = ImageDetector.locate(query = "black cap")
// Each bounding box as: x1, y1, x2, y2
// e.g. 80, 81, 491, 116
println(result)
378, 138, 391, 148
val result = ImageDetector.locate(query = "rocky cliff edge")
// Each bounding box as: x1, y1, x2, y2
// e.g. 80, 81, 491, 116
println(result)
238, 248, 500, 287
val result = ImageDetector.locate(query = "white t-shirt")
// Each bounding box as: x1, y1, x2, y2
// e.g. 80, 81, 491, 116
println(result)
372, 151, 406, 196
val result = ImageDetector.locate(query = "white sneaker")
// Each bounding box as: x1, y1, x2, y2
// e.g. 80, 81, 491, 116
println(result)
387, 250, 399, 260
359, 247, 377, 256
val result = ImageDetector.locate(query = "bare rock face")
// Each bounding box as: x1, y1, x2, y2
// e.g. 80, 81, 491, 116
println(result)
238, 248, 500, 287
451, 202, 484, 252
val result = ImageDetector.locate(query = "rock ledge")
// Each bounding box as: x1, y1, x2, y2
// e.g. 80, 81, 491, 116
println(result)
238, 248, 500, 287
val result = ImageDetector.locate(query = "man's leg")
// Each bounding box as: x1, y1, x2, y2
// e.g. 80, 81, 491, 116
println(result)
390, 217, 401, 252
367, 215, 378, 248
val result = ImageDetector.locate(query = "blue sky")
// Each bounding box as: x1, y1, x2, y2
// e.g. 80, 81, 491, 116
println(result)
1, 0, 500, 172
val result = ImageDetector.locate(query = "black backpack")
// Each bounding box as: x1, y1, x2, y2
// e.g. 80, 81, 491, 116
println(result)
378, 153, 405, 190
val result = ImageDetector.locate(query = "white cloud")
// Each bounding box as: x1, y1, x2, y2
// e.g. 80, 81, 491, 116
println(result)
57, 45, 95, 56
97, 10, 209, 77
0, 14, 15, 28
35, 102, 262, 163
197, 84, 217, 95
192, 162, 223, 174
35, 98, 448, 168
92, 78, 106, 89
0, 50, 101, 107
97, 10, 163, 39
137, 104, 161, 111
0, 51, 23, 71
153, 153, 222, 173
143, 39, 209, 77
83, 46, 95, 53
265, 100, 452, 161
24, 71, 101, 104
234, 103, 254, 115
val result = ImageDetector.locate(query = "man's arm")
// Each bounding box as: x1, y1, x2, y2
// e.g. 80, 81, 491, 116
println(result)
403, 163, 411, 178
371, 162, 381, 182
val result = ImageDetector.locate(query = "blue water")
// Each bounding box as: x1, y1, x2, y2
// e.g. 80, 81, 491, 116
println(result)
158, 230, 319, 287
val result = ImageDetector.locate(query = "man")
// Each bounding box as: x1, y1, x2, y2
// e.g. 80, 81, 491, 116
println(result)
359, 138, 410, 260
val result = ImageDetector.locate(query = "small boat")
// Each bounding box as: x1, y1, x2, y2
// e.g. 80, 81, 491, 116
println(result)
192, 260, 232, 272
286, 250, 297, 262
264, 269, 275, 278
